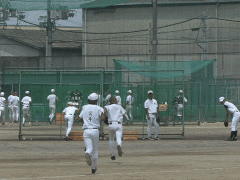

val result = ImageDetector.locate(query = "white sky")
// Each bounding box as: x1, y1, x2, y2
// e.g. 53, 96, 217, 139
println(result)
5, 9, 82, 27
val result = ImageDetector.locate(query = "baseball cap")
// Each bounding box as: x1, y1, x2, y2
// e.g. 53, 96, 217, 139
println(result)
88, 93, 98, 101
67, 102, 73, 105
0, 92, 4, 96
219, 97, 225, 102
115, 90, 119, 94
25, 91, 30, 94
148, 90, 153, 94
179, 90, 183, 93
127, 90, 132, 94
51, 89, 55, 93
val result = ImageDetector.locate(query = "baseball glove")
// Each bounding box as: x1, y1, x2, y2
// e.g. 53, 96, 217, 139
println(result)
104, 117, 109, 125
224, 121, 228, 127
156, 116, 161, 124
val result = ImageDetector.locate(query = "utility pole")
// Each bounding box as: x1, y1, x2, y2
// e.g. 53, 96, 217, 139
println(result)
201, 14, 208, 78
151, 0, 158, 61
46, 0, 52, 68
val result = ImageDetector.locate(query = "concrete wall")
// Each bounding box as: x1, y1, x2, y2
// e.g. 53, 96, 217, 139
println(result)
82, 2, 240, 78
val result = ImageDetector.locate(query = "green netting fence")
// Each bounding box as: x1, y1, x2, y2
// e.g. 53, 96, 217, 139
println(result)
0, 0, 131, 11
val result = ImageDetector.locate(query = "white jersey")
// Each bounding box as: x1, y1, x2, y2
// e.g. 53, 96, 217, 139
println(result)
115, 95, 122, 105
105, 104, 126, 123
47, 94, 58, 106
79, 104, 104, 129
224, 101, 239, 114
177, 95, 187, 104
144, 99, 158, 114
0, 97, 6, 107
126, 95, 133, 105
21, 96, 32, 106
105, 94, 111, 105
8, 95, 14, 105
11, 96, 19, 106
63, 106, 78, 116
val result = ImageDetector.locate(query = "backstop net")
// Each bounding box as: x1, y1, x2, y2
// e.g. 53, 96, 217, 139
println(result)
1, 59, 219, 140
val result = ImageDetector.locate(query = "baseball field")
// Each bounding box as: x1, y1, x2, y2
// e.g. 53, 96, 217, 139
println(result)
0, 122, 239, 180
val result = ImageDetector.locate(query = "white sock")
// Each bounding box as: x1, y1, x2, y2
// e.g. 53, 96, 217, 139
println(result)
92, 158, 98, 169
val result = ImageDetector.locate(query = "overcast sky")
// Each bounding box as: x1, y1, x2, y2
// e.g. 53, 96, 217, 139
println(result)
6, 9, 82, 27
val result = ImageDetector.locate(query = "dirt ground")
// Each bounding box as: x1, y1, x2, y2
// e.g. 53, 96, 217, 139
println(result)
0, 122, 240, 180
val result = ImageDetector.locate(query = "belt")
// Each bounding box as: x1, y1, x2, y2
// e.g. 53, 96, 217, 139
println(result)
109, 122, 121, 125
66, 114, 73, 116
84, 128, 98, 130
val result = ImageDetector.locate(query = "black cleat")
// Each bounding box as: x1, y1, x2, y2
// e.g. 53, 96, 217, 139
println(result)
117, 145, 123, 157
22, 123, 24, 127
92, 166, 97, 174
111, 156, 116, 160
85, 153, 92, 166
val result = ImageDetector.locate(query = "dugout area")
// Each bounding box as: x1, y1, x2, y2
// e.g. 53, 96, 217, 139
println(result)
1, 59, 218, 141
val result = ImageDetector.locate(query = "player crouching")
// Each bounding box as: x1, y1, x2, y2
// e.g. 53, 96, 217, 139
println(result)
78, 93, 104, 174
103, 97, 126, 160
219, 97, 240, 141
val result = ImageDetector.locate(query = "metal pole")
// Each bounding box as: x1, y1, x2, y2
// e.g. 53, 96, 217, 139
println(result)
151, 0, 158, 61
202, 15, 207, 61
46, 0, 52, 68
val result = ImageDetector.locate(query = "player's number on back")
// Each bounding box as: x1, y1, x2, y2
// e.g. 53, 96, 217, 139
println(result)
89, 111, 92, 122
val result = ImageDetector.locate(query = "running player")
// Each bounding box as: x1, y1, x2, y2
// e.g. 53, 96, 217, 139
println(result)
78, 93, 104, 174
105, 91, 111, 105
219, 97, 240, 141
103, 97, 125, 160
115, 90, 122, 106
11, 92, 19, 123
144, 90, 160, 140
21, 91, 32, 127
0, 92, 9, 125
47, 89, 59, 124
8, 91, 14, 122
62, 102, 79, 141
124, 90, 133, 124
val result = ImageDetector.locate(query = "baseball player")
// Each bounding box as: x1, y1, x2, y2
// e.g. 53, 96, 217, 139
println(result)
144, 90, 160, 140
219, 97, 240, 141
115, 90, 122, 106
105, 91, 111, 105
103, 97, 125, 160
78, 93, 104, 174
62, 102, 79, 141
0, 92, 9, 125
174, 90, 188, 117
11, 92, 19, 123
47, 89, 59, 124
21, 91, 32, 127
8, 91, 14, 122
124, 90, 133, 124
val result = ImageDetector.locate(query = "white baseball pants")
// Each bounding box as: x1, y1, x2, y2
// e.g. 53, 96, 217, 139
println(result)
13, 106, 19, 122
49, 105, 56, 122
65, 115, 74, 137
231, 112, 240, 131
0, 107, 5, 123
8, 105, 13, 122
177, 104, 183, 117
22, 106, 30, 125
108, 122, 123, 156
147, 114, 159, 138
84, 129, 99, 159
125, 105, 133, 121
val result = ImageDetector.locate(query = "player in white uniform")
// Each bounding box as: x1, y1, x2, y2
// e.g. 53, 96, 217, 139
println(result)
105, 91, 111, 105
144, 90, 160, 140
124, 90, 133, 124
62, 102, 79, 141
115, 90, 122, 106
0, 92, 9, 125
175, 90, 188, 117
78, 93, 104, 174
47, 89, 59, 124
21, 91, 32, 127
219, 97, 240, 141
8, 91, 14, 122
103, 97, 125, 160
11, 92, 19, 123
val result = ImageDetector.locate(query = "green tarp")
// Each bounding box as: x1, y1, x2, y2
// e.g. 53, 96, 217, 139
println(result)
115, 59, 215, 79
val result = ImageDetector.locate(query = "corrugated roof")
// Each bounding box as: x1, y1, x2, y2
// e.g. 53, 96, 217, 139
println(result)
0, 27, 82, 49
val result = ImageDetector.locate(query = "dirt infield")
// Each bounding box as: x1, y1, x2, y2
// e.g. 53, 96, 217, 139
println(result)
0, 122, 240, 180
